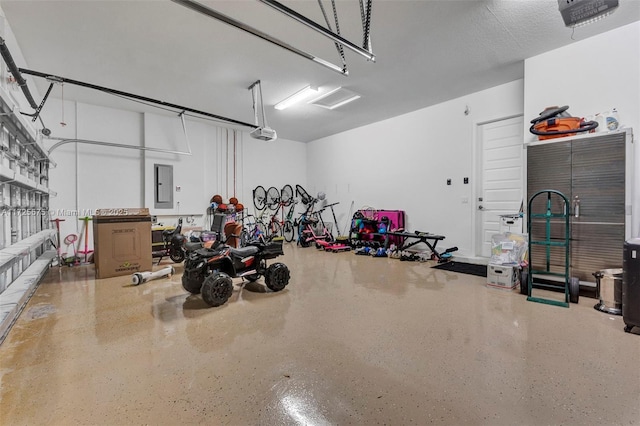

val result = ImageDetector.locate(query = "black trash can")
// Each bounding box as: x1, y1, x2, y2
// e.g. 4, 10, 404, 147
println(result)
622, 238, 640, 333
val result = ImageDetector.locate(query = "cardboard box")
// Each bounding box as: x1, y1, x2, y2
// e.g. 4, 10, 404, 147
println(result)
487, 263, 519, 290
93, 211, 152, 279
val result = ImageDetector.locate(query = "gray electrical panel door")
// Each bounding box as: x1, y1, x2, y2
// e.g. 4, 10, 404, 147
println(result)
154, 164, 173, 209
527, 132, 626, 283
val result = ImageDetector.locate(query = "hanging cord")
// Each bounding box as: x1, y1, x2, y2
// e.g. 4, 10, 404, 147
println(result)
318, 0, 347, 72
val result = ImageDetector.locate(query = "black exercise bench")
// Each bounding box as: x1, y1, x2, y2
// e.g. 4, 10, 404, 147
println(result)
385, 231, 457, 261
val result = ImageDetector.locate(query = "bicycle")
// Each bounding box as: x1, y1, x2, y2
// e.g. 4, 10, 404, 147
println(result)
252, 184, 296, 240
239, 214, 267, 247
282, 202, 298, 242
253, 185, 266, 211
298, 206, 334, 248
253, 185, 280, 212
264, 184, 297, 241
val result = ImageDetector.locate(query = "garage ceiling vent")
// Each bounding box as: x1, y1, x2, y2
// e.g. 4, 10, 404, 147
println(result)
310, 87, 361, 110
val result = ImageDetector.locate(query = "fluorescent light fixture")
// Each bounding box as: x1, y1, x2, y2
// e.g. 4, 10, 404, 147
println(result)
309, 87, 361, 110
558, 0, 618, 27
274, 85, 318, 110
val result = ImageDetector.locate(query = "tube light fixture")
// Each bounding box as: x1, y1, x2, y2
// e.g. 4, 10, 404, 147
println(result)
274, 85, 319, 110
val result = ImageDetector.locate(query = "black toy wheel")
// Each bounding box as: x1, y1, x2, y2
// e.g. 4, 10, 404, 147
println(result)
182, 273, 202, 294
265, 263, 290, 292
520, 269, 529, 295
245, 273, 261, 282
266, 186, 280, 210
624, 324, 634, 333
299, 233, 310, 247
170, 249, 185, 263
569, 277, 580, 304
201, 272, 233, 307
253, 186, 266, 211
283, 221, 295, 242
281, 184, 293, 206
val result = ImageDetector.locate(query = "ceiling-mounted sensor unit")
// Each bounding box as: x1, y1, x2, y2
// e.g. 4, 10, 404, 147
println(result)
558, 0, 619, 27
248, 80, 277, 141
250, 126, 277, 141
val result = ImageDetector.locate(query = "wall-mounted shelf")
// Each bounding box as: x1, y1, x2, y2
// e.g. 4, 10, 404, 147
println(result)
0, 84, 55, 344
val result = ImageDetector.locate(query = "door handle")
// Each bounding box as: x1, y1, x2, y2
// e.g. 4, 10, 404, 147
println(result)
573, 195, 580, 218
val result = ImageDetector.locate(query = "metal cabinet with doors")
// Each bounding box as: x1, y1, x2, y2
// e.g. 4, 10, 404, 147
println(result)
526, 129, 633, 286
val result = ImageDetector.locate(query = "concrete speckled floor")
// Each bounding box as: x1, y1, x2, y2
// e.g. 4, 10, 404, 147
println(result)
1, 245, 639, 425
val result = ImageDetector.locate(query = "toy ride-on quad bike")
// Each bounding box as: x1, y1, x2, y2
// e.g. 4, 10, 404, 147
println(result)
181, 215, 291, 307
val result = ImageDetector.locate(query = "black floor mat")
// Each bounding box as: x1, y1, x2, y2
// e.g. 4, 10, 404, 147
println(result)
431, 261, 487, 277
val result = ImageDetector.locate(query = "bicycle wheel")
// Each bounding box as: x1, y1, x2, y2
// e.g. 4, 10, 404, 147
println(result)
266, 186, 280, 210
253, 186, 266, 211
295, 184, 313, 205
283, 220, 295, 242
281, 184, 294, 206
267, 220, 282, 238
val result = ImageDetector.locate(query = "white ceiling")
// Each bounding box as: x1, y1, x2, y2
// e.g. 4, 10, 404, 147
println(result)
1, 0, 639, 142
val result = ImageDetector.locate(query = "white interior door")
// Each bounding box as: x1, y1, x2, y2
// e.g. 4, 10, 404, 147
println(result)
476, 116, 524, 258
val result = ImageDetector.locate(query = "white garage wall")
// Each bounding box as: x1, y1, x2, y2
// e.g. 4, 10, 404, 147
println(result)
240, 136, 309, 217
42, 101, 308, 248
307, 80, 524, 257
76, 103, 144, 210
524, 21, 639, 237
143, 112, 206, 216
45, 100, 79, 245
